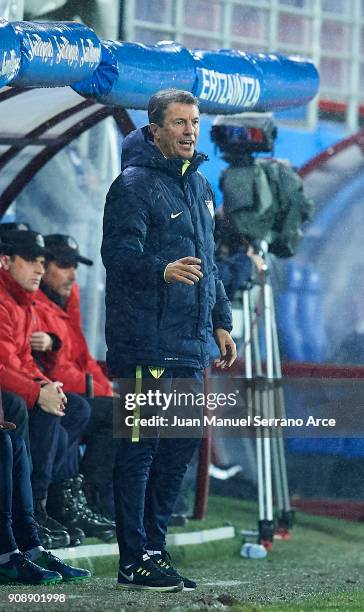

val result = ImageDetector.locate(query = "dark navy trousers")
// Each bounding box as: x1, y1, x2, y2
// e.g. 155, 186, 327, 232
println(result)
0, 431, 40, 554
28, 393, 91, 500
2, 391, 30, 454
113, 366, 203, 566
81, 396, 117, 489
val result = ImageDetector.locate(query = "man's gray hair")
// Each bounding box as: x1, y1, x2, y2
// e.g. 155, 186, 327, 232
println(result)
148, 89, 199, 126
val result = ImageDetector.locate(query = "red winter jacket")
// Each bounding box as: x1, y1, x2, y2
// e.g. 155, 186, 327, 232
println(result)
0, 377, 4, 424
34, 284, 112, 397
0, 270, 51, 408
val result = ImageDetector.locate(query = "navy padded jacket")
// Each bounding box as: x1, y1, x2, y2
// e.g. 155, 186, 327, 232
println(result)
101, 126, 232, 374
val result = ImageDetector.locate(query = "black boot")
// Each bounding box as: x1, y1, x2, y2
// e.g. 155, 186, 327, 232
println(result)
70, 475, 116, 535
34, 498, 70, 549
81, 479, 115, 524
35, 523, 53, 549
47, 478, 115, 541
45, 485, 85, 546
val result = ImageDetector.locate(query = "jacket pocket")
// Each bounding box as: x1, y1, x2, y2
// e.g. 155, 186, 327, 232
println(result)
159, 283, 198, 338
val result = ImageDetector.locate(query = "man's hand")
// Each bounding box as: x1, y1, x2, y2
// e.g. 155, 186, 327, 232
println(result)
164, 257, 203, 285
0, 421, 16, 430
31, 332, 53, 352
38, 381, 67, 416
213, 328, 237, 368
247, 246, 265, 273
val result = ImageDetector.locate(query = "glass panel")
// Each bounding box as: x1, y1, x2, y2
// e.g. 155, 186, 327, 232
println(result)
279, 0, 310, 7
184, 0, 223, 32
0, 0, 23, 19
0, 0, 10, 17
321, 21, 350, 52
359, 63, 364, 96
134, 0, 176, 25
0, 147, 44, 196
322, 0, 352, 14
319, 58, 349, 90
134, 28, 175, 45
246, 44, 269, 53
278, 13, 312, 47
231, 6, 268, 40
182, 34, 221, 50
232, 40, 269, 53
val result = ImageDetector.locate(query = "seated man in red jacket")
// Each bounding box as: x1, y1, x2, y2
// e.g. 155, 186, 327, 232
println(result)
0, 229, 114, 542
0, 233, 90, 580
32, 234, 116, 519
32, 234, 112, 396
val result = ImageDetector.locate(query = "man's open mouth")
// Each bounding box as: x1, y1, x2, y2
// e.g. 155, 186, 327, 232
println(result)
179, 140, 194, 146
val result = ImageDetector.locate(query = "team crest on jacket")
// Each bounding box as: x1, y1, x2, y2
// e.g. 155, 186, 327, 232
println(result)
205, 199, 214, 218
148, 366, 165, 379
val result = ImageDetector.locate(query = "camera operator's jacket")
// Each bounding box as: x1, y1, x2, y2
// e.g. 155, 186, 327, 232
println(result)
101, 126, 232, 375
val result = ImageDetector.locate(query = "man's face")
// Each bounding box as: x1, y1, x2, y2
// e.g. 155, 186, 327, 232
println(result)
43, 261, 77, 298
150, 103, 200, 159
4, 255, 45, 292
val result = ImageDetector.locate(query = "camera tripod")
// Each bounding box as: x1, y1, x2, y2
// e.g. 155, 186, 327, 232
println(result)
241, 257, 294, 548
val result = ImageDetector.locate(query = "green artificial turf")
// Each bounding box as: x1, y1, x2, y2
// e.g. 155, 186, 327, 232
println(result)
1, 496, 363, 611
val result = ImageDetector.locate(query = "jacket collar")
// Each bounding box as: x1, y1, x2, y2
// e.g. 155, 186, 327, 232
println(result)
40, 281, 67, 310
37, 283, 79, 319
36, 285, 69, 320
0, 269, 35, 307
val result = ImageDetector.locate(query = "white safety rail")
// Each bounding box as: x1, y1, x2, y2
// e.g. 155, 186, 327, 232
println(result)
55, 526, 236, 560
123, 0, 364, 132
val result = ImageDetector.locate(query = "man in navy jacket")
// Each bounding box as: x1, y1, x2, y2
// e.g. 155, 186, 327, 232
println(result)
102, 89, 236, 592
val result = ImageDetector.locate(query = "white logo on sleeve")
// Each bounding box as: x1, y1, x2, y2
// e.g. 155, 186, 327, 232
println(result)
205, 200, 214, 218
171, 211, 183, 219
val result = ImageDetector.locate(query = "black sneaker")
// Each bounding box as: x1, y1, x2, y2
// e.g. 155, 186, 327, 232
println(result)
116, 553, 183, 592
36, 551, 91, 582
153, 551, 197, 591
0, 552, 62, 585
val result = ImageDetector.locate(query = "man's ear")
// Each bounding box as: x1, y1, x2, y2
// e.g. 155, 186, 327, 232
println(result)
149, 123, 160, 141
0, 255, 10, 270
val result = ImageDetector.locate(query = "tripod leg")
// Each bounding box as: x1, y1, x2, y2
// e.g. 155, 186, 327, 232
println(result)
250, 287, 274, 548
246, 290, 266, 532
270, 288, 294, 531
265, 281, 285, 519
242, 290, 258, 486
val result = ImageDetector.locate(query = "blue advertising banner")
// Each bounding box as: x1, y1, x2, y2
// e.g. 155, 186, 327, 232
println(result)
11, 21, 101, 87
74, 41, 196, 107
73, 41, 319, 113
0, 20, 320, 113
0, 18, 21, 87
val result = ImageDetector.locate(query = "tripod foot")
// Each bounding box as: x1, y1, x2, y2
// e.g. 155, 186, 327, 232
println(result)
278, 509, 295, 530
258, 519, 274, 549
274, 527, 292, 541
260, 539, 273, 551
